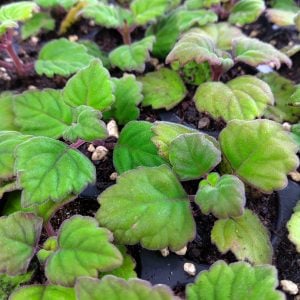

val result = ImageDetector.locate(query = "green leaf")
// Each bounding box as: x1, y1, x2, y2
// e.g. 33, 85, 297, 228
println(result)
0, 212, 42, 275
291, 124, 300, 147
131, 0, 169, 25
271, 0, 299, 11
109, 36, 155, 72
220, 119, 299, 192
186, 260, 284, 300
75, 275, 176, 300
21, 12, 55, 39
0, 131, 31, 180
233, 37, 292, 69
211, 209, 273, 264
35, 38, 93, 77
0, 180, 18, 199
10, 285, 76, 300
45, 215, 122, 286
194, 75, 274, 122
97, 165, 196, 251
14, 89, 73, 139
266, 9, 297, 27
63, 106, 108, 142
287, 201, 300, 252
169, 133, 221, 181
0, 2, 38, 22
229, 0, 265, 26
139, 68, 187, 110
103, 74, 143, 125
100, 245, 137, 280
166, 30, 233, 69
63, 59, 115, 111
185, 0, 221, 9
195, 173, 246, 218
113, 121, 166, 174
15, 137, 95, 207
0, 20, 17, 36
0, 92, 18, 131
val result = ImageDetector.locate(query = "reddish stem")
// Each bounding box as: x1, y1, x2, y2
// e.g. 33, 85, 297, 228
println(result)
44, 222, 56, 237
211, 65, 224, 81
117, 23, 135, 45
70, 139, 85, 149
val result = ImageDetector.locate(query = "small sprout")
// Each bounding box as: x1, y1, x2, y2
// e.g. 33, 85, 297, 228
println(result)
109, 172, 118, 181
91, 146, 109, 161
174, 246, 187, 256
107, 120, 119, 139
183, 262, 196, 276
87, 144, 96, 153
160, 248, 170, 257
280, 280, 299, 295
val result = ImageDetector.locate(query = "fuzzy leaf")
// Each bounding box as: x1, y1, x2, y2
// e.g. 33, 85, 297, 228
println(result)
103, 74, 143, 125
0, 212, 42, 275
63, 59, 114, 111
0, 93, 17, 131
63, 106, 108, 142
169, 133, 221, 181
233, 37, 292, 69
113, 121, 166, 174
0, 2, 38, 23
0, 180, 18, 199
229, 0, 265, 26
97, 165, 196, 251
266, 9, 297, 26
15, 137, 95, 207
0, 131, 31, 180
291, 124, 300, 147
35, 38, 93, 77
76, 276, 177, 300
185, 0, 221, 9
14, 89, 73, 139
195, 173, 246, 218
194, 75, 274, 122
131, 0, 169, 25
211, 209, 273, 264
21, 12, 55, 39
109, 36, 155, 72
45, 215, 122, 286
287, 201, 300, 252
186, 260, 284, 300
10, 285, 76, 300
220, 119, 299, 192
139, 68, 187, 110
166, 30, 233, 69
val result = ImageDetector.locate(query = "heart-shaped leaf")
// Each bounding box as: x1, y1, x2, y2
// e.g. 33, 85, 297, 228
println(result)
109, 36, 155, 72
103, 74, 143, 125
194, 75, 274, 121
211, 209, 273, 264
63, 59, 115, 111
0, 212, 42, 275
0, 2, 38, 23
229, 0, 265, 26
0, 93, 17, 131
233, 37, 292, 69
195, 173, 246, 218
97, 165, 196, 251
75, 275, 178, 300
219, 119, 299, 192
287, 201, 300, 252
62, 106, 108, 142
139, 68, 187, 110
113, 121, 166, 174
35, 38, 93, 77
169, 133, 221, 181
15, 136, 95, 207
186, 260, 284, 300
45, 215, 122, 286
14, 89, 73, 139
10, 285, 76, 300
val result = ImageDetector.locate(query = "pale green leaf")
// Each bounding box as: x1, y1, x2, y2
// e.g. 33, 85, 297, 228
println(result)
63, 59, 115, 111
186, 260, 284, 300
0, 212, 42, 275
35, 38, 93, 77
139, 67, 187, 110
97, 165, 196, 251
219, 119, 299, 192
287, 201, 300, 252
194, 75, 274, 122
211, 209, 273, 264
185, 0, 221, 9
113, 121, 166, 174
0, 20, 17, 36
169, 133, 221, 181
75, 276, 178, 300
15, 137, 96, 207
14, 89, 73, 139
103, 74, 143, 125
195, 173, 246, 218
233, 37, 292, 69
0, 2, 38, 22
45, 215, 122, 286
109, 36, 155, 72
229, 0, 265, 26
0, 92, 18, 131
266, 9, 297, 27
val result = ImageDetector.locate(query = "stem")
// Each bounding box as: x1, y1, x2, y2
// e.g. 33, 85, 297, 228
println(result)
0, 59, 15, 70
211, 65, 224, 81
70, 139, 85, 149
117, 23, 134, 45
44, 222, 56, 237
